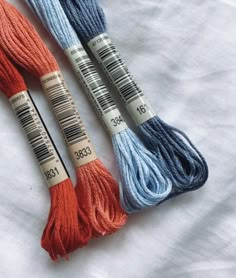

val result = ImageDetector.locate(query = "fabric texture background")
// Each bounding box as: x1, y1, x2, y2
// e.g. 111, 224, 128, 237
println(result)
0, 0, 235, 277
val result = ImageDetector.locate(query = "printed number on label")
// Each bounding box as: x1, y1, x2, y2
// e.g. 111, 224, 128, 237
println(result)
137, 105, 149, 115
75, 147, 92, 160
111, 116, 124, 127
44, 168, 60, 180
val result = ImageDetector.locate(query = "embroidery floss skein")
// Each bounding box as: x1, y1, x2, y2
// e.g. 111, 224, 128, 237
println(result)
0, 0, 127, 235
0, 48, 87, 261
60, 0, 209, 197
25, 0, 172, 213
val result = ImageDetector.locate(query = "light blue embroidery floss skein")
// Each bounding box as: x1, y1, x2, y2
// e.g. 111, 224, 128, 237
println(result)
59, 0, 209, 198
26, 0, 172, 213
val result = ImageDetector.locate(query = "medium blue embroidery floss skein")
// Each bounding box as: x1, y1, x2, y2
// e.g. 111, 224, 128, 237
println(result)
26, 0, 172, 214
59, 0, 209, 197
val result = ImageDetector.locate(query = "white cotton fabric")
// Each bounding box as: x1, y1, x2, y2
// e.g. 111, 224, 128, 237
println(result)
0, 0, 235, 277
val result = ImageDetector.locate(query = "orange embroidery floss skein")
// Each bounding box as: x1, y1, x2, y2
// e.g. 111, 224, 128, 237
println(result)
0, 48, 89, 261
0, 0, 127, 238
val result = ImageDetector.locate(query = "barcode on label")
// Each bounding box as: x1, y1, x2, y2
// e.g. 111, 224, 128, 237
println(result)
10, 91, 69, 187
91, 35, 143, 105
88, 34, 155, 126
15, 102, 55, 165
65, 46, 129, 136
66, 47, 116, 116
41, 72, 98, 167
42, 73, 88, 146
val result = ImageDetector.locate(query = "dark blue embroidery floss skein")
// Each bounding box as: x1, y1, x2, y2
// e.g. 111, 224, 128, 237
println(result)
59, 0, 209, 198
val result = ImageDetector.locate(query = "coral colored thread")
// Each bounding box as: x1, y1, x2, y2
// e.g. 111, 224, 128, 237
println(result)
0, 48, 85, 261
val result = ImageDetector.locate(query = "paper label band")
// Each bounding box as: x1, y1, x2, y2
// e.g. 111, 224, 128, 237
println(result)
9, 91, 69, 188
65, 45, 128, 136
40, 71, 97, 167
88, 33, 155, 126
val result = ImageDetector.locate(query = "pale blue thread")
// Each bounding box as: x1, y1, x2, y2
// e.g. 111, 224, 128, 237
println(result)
59, 0, 209, 196
26, 0, 173, 213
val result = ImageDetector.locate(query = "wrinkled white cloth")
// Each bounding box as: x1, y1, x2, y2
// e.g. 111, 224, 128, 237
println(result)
0, 0, 235, 277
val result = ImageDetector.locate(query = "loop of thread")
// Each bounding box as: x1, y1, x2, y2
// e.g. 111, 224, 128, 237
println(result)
112, 129, 172, 213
